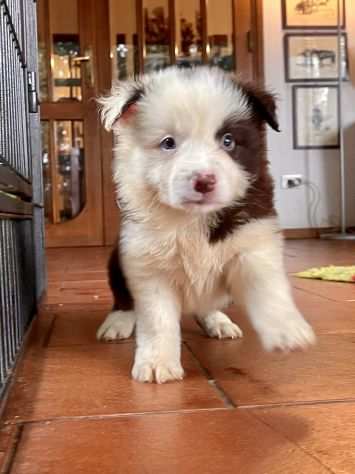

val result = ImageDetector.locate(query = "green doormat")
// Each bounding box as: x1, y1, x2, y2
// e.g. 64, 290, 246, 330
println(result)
295, 265, 355, 283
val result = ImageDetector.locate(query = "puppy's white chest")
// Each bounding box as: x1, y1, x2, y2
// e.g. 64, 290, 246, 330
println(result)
125, 218, 236, 313
176, 228, 222, 287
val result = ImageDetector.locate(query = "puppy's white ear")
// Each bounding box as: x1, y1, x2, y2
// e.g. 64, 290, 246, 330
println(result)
97, 79, 145, 131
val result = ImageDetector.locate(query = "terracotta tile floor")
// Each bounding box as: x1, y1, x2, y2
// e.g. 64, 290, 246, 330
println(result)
1, 239, 355, 473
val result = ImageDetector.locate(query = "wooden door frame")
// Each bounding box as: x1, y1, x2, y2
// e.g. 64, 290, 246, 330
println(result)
39, 0, 105, 247
95, 0, 120, 246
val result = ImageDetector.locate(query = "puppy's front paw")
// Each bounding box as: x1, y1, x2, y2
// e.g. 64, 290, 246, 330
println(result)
200, 311, 243, 339
260, 311, 316, 352
97, 310, 136, 341
132, 358, 184, 384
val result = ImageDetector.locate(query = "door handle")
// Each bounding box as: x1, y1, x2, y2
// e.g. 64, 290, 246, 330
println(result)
27, 71, 39, 113
73, 55, 90, 63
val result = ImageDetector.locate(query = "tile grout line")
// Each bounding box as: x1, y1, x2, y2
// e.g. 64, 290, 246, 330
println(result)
5, 396, 355, 429
4, 407, 231, 427
6, 396, 355, 427
184, 341, 236, 409
248, 411, 336, 474
1, 424, 24, 474
238, 397, 355, 410
292, 284, 346, 303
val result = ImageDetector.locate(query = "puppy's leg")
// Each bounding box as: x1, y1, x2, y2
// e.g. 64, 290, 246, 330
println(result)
196, 311, 243, 339
97, 310, 136, 341
132, 278, 183, 384
228, 240, 315, 352
97, 244, 136, 341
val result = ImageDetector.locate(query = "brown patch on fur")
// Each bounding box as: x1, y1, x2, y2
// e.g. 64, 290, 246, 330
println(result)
216, 118, 265, 175
211, 110, 276, 244
108, 245, 134, 311
209, 172, 276, 243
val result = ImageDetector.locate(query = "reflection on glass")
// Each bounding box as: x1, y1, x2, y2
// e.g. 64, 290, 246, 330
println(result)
110, 0, 138, 80
54, 121, 85, 222
52, 34, 81, 101
49, 0, 82, 101
176, 0, 202, 68
143, 0, 170, 72
41, 121, 52, 223
207, 0, 234, 71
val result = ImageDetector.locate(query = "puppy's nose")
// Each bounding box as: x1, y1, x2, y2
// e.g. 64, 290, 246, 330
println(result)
194, 173, 216, 194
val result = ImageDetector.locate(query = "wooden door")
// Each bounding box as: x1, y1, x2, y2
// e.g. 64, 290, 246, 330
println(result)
37, 0, 106, 247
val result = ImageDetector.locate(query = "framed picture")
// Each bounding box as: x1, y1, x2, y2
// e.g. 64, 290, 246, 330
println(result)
282, 0, 345, 29
293, 85, 339, 149
284, 33, 348, 82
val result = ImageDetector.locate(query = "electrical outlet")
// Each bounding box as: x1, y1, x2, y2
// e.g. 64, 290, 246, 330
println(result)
281, 174, 303, 189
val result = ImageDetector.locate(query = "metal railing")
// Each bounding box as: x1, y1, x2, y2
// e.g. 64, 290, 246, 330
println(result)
0, 0, 30, 178
0, 0, 45, 398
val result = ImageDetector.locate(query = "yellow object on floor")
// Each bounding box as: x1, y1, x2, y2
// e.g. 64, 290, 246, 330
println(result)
295, 265, 355, 283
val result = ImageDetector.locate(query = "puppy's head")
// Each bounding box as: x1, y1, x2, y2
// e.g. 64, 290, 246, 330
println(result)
99, 67, 279, 215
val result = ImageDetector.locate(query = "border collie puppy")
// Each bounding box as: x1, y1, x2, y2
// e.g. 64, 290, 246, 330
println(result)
97, 67, 315, 384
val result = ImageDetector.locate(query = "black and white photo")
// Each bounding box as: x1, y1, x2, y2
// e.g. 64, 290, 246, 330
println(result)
285, 33, 348, 82
282, 0, 345, 29
293, 85, 339, 149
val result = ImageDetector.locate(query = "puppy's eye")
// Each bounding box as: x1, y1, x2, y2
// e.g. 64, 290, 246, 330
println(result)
160, 136, 176, 151
220, 133, 235, 151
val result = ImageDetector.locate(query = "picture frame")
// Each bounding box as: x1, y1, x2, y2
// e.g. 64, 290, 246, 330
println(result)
282, 0, 345, 29
292, 85, 339, 149
284, 33, 348, 82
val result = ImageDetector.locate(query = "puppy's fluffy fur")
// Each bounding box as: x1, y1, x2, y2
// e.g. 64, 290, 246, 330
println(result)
97, 67, 315, 383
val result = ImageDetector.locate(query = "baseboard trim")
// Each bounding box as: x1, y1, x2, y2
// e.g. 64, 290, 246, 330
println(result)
283, 227, 339, 239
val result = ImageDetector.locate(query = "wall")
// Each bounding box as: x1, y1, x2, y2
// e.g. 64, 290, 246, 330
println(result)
263, 0, 355, 229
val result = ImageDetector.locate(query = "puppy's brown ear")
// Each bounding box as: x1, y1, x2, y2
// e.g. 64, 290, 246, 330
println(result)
97, 79, 145, 131
242, 83, 280, 132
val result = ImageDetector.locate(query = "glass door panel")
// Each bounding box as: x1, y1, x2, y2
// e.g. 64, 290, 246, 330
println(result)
108, 1, 238, 76
49, 0, 82, 101
40, 120, 86, 225
54, 121, 85, 222
109, 0, 138, 80
207, 0, 235, 71
143, 0, 171, 72
175, 0, 202, 68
